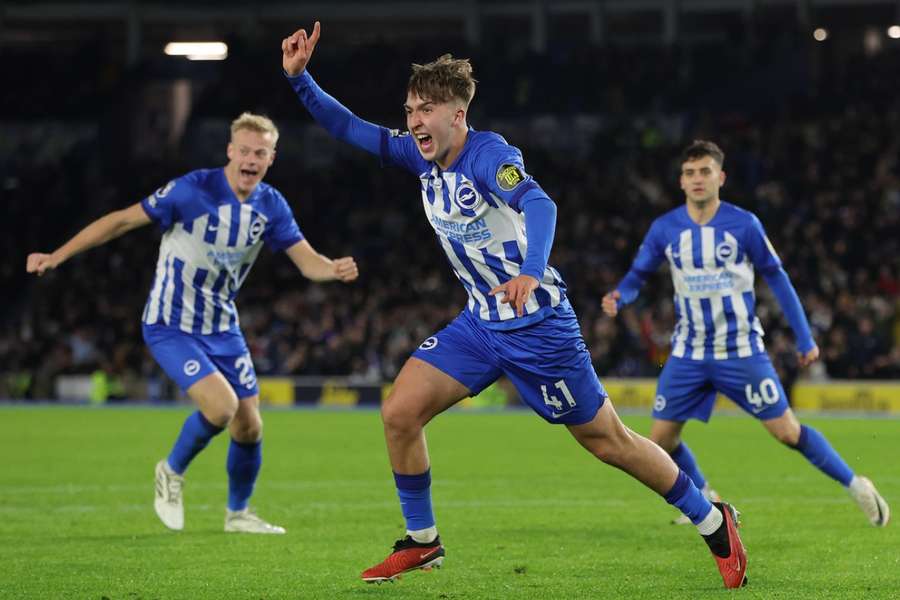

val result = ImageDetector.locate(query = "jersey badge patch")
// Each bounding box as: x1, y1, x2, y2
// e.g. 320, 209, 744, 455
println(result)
496, 164, 525, 191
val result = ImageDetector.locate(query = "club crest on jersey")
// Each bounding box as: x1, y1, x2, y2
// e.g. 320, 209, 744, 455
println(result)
155, 180, 176, 199
419, 336, 438, 350
715, 240, 737, 263
183, 359, 201, 376
454, 182, 481, 212
248, 218, 265, 243
654, 395, 667, 411
496, 164, 525, 191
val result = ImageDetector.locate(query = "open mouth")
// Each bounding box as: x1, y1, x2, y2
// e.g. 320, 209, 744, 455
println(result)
240, 168, 259, 178
416, 133, 433, 152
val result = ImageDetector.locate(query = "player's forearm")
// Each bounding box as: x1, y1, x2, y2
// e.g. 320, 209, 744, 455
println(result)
520, 196, 556, 280
285, 70, 383, 155
297, 252, 338, 281
762, 267, 815, 353
52, 211, 132, 265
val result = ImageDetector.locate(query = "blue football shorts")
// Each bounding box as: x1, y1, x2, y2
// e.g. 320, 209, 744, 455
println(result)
412, 303, 607, 425
142, 324, 259, 398
653, 353, 789, 422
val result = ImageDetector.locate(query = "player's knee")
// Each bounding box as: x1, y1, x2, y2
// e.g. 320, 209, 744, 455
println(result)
381, 393, 423, 436
765, 415, 801, 446
651, 432, 679, 453
232, 418, 262, 443
201, 397, 239, 427
587, 428, 635, 466
773, 426, 800, 446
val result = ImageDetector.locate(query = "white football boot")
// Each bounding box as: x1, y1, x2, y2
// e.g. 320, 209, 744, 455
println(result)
154, 459, 185, 530
224, 508, 286, 534
673, 485, 721, 525
849, 476, 890, 527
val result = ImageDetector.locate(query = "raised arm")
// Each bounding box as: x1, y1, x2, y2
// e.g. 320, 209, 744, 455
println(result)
26, 202, 151, 276
282, 22, 383, 156
284, 239, 358, 283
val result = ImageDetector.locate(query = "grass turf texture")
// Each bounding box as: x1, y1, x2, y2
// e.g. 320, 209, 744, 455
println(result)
1, 405, 897, 599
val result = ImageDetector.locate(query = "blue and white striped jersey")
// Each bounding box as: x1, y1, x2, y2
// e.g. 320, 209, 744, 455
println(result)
622, 201, 783, 360
140, 168, 303, 334
381, 129, 567, 330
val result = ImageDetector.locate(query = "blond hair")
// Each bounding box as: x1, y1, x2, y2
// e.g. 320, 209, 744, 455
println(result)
230, 112, 279, 146
408, 54, 476, 106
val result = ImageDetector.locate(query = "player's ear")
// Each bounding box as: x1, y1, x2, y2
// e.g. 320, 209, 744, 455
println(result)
719, 169, 726, 186
454, 105, 466, 125
226, 141, 235, 161
269, 150, 276, 166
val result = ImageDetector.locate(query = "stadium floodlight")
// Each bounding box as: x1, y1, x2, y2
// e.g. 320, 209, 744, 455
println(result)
164, 42, 228, 61
813, 28, 829, 42
888, 26, 900, 39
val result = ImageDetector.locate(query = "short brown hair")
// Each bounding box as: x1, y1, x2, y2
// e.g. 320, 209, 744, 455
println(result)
408, 54, 477, 105
681, 140, 724, 166
230, 112, 279, 146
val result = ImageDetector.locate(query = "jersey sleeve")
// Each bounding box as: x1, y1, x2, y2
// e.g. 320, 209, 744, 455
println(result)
631, 218, 668, 274
263, 191, 305, 252
743, 213, 783, 273
286, 70, 426, 175
472, 142, 544, 212
616, 219, 667, 306
379, 129, 429, 175
140, 173, 198, 231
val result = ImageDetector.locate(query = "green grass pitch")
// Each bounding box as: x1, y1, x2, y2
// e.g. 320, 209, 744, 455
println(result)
1, 405, 897, 599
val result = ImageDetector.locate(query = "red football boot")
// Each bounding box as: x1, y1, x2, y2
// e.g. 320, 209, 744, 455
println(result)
361, 535, 445, 583
705, 502, 748, 589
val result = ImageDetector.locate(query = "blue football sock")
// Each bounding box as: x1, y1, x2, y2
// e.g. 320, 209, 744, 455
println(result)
664, 470, 713, 525
670, 442, 707, 491
790, 425, 854, 486
394, 469, 435, 531
167, 411, 224, 474
227, 439, 262, 511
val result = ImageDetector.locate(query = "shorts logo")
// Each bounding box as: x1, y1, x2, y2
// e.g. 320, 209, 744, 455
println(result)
454, 182, 482, 211
419, 337, 438, 350
715, 241, 737, 263
248, 218, 265, 243
654, 395, 667, 411
183, 359, 201, 376
496, 164, 525, 191
155, 180, 176, 199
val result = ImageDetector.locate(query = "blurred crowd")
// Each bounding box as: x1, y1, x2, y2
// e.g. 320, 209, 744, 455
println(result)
2, 34, 899, 399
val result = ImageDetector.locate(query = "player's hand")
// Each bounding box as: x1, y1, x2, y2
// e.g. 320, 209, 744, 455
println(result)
797, 344, 819, 367
282, 21, 321, 77
601, 290, 620, 317
489, 275, 539, 317
26, 252, 58, 276
333, 256, 358, 282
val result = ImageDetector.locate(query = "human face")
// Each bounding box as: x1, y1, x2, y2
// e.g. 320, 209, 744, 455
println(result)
226, 128, 276, 198
680, 155, 725, 205
405, 91, 463, 167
